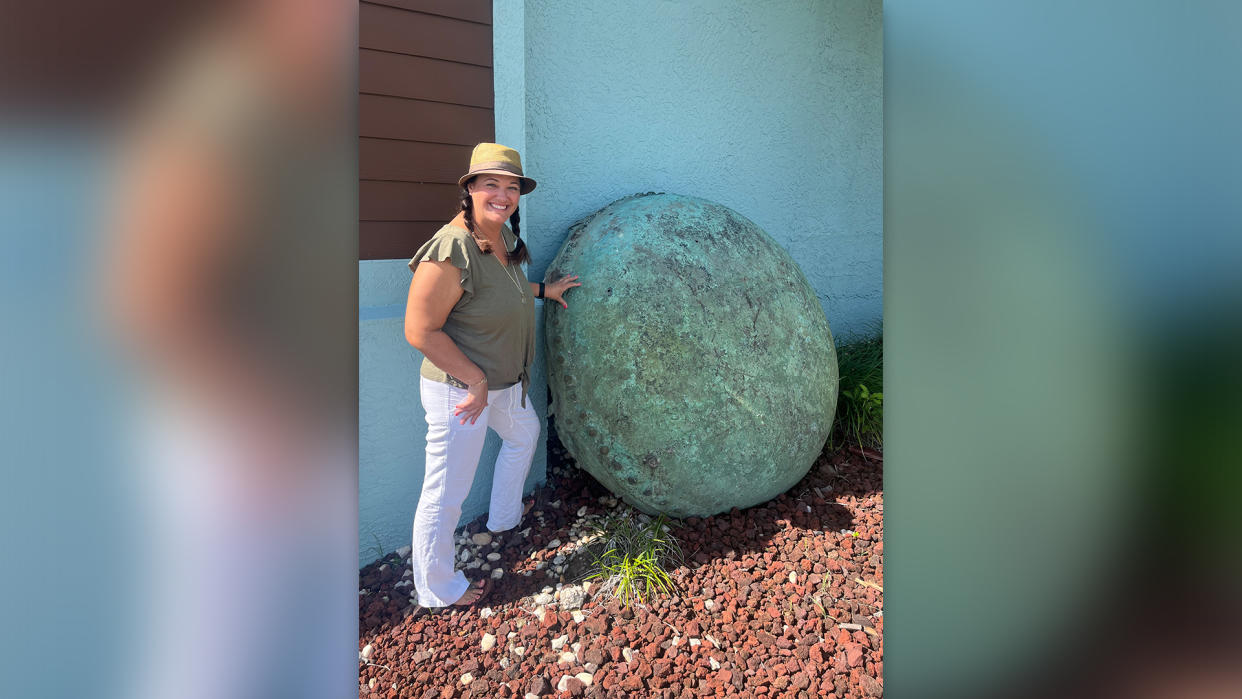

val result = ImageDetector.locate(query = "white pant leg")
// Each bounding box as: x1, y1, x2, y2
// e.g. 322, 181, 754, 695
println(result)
485, 383, 541, 532
411, 377, 489, 607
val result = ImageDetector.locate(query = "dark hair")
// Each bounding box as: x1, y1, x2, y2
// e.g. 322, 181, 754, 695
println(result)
459, 180, 531, 265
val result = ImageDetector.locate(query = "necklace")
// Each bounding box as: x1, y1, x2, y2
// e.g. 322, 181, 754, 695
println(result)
470, 223, 526, 304
496, 247, 526, 304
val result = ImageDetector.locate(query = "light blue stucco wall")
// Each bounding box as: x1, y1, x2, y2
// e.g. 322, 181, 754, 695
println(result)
517, 0, 882, 338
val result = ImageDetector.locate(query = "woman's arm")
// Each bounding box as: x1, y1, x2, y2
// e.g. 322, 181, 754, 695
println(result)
405, 260, 488, 424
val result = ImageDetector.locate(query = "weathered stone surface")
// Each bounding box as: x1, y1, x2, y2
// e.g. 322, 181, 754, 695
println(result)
545, 193, 837, 517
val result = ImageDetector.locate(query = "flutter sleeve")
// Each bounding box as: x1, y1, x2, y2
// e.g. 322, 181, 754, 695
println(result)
408, 231, 473, 296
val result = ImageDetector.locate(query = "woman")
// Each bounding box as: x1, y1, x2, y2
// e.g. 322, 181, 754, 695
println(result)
404, 143, 580, 607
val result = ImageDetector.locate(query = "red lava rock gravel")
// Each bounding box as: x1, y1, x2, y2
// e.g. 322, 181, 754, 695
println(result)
359, 428, 883, 698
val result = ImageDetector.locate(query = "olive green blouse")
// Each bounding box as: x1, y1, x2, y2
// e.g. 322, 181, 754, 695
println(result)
409, 224, 535, 402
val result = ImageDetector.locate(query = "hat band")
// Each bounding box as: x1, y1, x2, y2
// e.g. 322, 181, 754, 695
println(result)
468, 160, 524, 177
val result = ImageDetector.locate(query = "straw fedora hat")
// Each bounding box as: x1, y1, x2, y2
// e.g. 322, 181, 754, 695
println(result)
457, 143, 537, 194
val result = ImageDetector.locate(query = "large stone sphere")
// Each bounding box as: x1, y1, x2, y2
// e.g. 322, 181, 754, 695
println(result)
545, 193, 837, 517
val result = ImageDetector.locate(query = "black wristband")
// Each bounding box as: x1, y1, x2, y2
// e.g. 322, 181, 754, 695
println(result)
537, 282, 545, 299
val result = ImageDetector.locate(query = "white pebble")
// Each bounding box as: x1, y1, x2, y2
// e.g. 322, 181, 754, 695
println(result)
558, 651, 576, 664
571, 610, 585, 623
622, 647, 634, 663
396, 545, 412, 558
704, 599, 716, 611
577, 506, 588, 517
512, 645, 525, 656
575, 672, 594, 686
710, 657, 721, 670
479, 607, 493, 619
557, 585, 586, 609
458, 549, 471, 563
551, 634, 569, 650
556, 675, 574, 692
491, 568, 505, 580
471, 532, 493, 546
481, 633, 496, 651
460, 672, 473, 685
789, 572, 797, 584
487, 552, 502, 562
689, 638, 701, 647
360, 644, 373, 661
368, 678, 377, 689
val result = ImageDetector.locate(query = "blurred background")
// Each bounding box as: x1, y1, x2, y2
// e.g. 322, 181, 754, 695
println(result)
0, 1, 1238, 698
885, 2, 1242, 697
1, 2, 357, 698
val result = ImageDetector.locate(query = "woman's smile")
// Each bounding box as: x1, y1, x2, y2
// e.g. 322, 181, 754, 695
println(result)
470, 174, 522, 226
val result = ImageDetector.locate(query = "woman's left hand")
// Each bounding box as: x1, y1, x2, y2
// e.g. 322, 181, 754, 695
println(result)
543, 274, 582, 309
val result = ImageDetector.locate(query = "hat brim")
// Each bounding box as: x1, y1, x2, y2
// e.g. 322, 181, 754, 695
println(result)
459, 170, 537, 194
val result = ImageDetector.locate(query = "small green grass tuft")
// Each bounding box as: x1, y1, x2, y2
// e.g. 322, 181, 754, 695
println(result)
832, 333, 884, 451
369, 533, 386, 564
585, 512, 684, 608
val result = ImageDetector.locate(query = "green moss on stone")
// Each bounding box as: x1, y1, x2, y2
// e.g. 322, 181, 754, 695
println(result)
546, 193, 837, 517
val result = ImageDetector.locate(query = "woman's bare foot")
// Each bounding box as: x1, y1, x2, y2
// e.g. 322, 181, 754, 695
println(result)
451, 579, 488, 606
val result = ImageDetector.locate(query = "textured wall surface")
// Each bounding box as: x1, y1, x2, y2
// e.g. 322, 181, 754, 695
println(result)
492, 0, 525, 155
546, 194, 838, 516
522, 0, 882, 338
358, 260, 548, 567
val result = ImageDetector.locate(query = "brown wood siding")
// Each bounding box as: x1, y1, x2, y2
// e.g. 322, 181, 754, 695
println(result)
359, 0, 494, 260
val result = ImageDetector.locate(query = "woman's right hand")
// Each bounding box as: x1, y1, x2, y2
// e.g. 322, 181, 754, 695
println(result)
453, 380, 488, 425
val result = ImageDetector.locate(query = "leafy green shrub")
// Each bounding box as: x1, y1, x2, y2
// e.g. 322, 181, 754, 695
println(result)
585, 512, 683, 608
833, 333, 883, 451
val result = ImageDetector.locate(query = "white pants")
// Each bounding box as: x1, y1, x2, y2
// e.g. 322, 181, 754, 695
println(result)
411, 376, 540, 607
